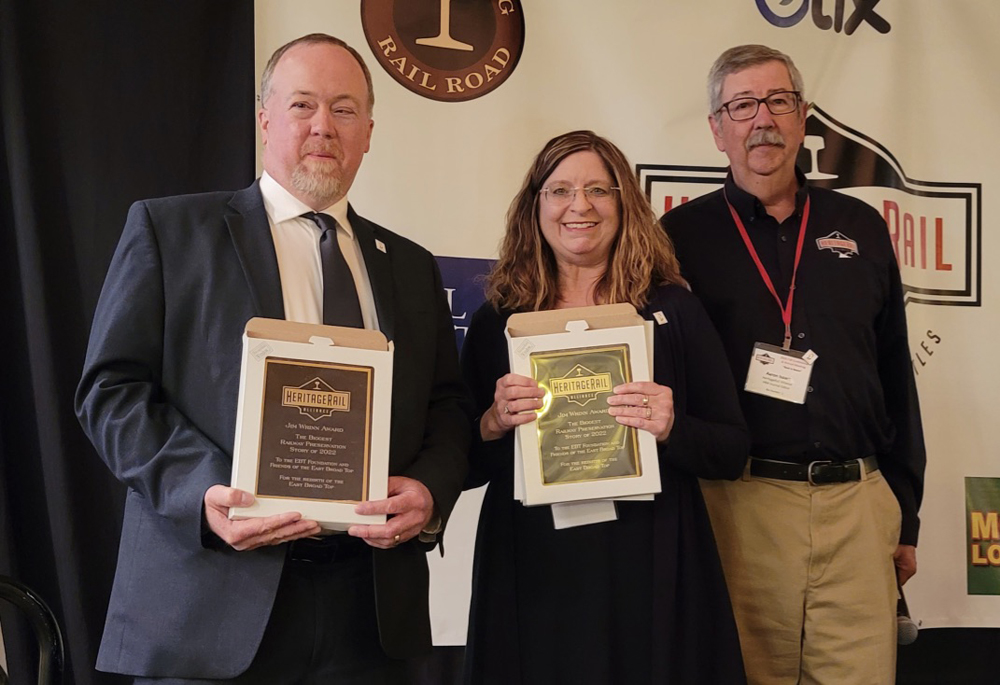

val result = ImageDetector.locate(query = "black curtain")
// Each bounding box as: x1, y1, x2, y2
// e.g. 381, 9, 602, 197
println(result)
0, 2, 254, 683
0, 1, 995, 684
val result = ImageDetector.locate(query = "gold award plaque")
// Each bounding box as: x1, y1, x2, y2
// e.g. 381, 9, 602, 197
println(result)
256, 357, 374, 503
529, 345, 640, 485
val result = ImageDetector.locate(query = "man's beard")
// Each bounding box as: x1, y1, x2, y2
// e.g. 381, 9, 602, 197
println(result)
746, 129, 785, 151
292, 160, 342, 205
292, 145, 343, 204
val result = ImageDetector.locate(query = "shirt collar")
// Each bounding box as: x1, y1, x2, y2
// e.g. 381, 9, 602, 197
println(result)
723, 167, 809, 222
260, 171, 353, 238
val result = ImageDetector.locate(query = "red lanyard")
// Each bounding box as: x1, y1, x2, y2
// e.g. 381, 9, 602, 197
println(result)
724, 190, 810, 350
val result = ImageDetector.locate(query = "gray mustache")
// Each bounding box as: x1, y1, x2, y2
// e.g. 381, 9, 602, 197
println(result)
746, 130, 785, 151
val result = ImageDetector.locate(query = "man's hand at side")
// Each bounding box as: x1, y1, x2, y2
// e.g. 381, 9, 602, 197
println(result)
349, 476, 435, 549
204, 484, 321, 551
895, 544, 917, 585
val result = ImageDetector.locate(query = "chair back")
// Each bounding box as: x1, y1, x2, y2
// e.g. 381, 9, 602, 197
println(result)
0, 575, 64, 685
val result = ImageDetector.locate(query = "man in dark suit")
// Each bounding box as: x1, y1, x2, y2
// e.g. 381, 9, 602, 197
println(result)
76, 33, 471, 684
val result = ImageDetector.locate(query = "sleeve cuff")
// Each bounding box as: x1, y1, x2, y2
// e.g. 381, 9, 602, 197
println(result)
418, 509, 443, 543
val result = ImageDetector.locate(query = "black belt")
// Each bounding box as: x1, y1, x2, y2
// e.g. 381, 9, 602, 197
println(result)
287, 534, 371, 564
749, 456, 879, 485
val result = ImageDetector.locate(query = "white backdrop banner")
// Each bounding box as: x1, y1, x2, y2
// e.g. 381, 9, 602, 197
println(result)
255, 0, 1000, 640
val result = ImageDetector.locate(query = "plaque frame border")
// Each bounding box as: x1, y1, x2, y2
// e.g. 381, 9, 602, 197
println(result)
256, 357, 375, 503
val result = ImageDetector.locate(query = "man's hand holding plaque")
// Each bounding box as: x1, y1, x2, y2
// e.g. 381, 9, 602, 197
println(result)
205, 485, 321, 551
349, 476, 436, 549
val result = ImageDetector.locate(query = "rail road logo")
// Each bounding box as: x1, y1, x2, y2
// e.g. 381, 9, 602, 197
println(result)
639, 105, 982, 307
754, 351, 776, 366
282, 378, 351, 421
361, 0, 524, 102
816, 231, 859, 258
756, 0, 890, 34
966, 477, 1000, 595
550, 365, 613, 407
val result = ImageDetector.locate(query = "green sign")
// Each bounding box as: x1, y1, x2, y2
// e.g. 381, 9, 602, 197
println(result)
966, 477, 1000, 595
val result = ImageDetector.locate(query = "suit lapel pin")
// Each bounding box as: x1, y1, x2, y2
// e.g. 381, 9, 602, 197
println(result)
375, 239, 387, 253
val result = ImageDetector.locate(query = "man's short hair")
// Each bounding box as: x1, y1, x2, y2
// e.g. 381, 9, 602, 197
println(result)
707, 45, 805, 117
260, 33, 375, 114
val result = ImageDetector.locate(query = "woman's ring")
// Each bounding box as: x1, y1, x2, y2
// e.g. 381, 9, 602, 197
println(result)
642, 395, 649, 407
504, 405, 511, 415
645, 407, 652, 419
393, 534, 401, 546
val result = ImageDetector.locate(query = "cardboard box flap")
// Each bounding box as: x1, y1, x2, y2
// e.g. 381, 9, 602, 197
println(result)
244, 317, 387, 351
506, 303, 643, 337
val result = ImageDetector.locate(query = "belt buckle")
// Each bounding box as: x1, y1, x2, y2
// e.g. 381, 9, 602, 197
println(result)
807, 460, 833, 485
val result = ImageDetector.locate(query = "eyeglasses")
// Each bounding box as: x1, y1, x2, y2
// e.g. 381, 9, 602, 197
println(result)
541, 184, 620, 206
716, 91, 801, 121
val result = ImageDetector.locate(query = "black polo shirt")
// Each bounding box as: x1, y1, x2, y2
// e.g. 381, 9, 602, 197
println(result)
661, 170, 925, 544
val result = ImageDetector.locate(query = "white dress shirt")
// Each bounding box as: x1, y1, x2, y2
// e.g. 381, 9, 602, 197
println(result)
259, 171, 379, 330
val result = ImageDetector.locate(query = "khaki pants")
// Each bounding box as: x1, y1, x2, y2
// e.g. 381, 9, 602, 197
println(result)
701, 465, 900, 685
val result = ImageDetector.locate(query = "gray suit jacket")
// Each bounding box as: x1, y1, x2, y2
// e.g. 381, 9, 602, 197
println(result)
76, 181, 470, 679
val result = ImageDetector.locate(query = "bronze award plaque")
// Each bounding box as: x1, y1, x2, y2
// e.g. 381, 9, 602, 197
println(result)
256, 357, 374, 503
529, 345, 640, 485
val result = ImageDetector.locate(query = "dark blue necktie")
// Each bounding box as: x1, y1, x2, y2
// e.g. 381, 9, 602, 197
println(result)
303, 212, 364, 328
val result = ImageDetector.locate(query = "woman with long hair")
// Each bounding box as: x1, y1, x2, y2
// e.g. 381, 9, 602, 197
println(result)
462, 131, 749, 684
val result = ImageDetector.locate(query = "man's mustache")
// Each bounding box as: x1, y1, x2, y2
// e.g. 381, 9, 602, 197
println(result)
301, 142, 342, 158
746, 129, 785, 151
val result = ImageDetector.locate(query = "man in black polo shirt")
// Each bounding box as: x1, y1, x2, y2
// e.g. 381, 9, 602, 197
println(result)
661, 44, 925, 684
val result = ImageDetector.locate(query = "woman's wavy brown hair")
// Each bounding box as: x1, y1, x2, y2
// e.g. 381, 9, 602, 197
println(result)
485, 130, 684, 312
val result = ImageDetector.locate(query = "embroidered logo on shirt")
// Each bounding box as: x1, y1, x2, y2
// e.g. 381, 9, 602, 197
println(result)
816, 231, 859, 258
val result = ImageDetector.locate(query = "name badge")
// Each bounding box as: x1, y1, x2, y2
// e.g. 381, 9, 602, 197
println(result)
744, 342, 817, 404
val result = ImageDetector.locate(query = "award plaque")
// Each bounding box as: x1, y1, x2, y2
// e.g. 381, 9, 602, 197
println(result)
229, 318, 392, 529
530, 345, 640, 485
256, 357, 374, 503
507, 304, 661, 506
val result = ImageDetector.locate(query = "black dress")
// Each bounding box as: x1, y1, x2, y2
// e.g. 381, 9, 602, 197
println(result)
462, 284, 749, 685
